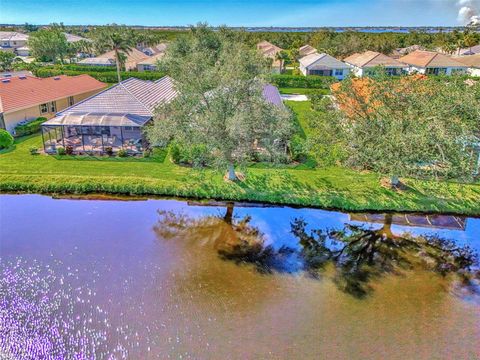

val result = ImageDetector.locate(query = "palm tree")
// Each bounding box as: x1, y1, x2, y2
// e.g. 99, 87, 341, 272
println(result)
463, 33, 478, 54
96, 27, 135, 83
441, 42, 457, 55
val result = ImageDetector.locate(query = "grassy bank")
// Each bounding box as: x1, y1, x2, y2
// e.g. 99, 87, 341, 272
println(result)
1, 133, 480, 215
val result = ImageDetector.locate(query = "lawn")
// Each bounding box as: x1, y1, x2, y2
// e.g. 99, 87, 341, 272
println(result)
1, 132, 480, 215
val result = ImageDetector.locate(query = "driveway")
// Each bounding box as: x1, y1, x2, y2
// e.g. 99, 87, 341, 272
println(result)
280, 94, 308, 101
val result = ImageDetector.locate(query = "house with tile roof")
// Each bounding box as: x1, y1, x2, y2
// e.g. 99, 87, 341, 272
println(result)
41, 76, 284, 154
0, 31, 29, 54
0, 74, 106, 134
257, 41, 284, 73
344, 51, 407, 76
459, 44, 480, 56
140, 43, 168, 56
299, 53, 350, 79
137, 52, 165, 72
399, 50, 468, 76
455, 54, 480, 77
78, 48, 150, 70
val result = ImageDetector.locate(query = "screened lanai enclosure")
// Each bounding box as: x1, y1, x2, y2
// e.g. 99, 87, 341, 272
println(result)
41, 113, 148, 154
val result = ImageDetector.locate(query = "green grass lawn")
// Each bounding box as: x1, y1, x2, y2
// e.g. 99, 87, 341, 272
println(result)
1, 132, 479, 215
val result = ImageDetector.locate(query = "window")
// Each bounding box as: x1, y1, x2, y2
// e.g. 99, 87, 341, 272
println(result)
50, 101, 57, 113
39, 103, 48, 114
334, 69, 343, 76
426, 67, 447, 75
68, 96, 74, 106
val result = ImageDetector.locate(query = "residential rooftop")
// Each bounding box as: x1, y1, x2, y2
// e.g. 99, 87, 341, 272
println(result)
0, 75, 106, 113
455, 54, 480, 68
344, 51, 406, 68
399, 50, 467, 68
299, 53, 350, 69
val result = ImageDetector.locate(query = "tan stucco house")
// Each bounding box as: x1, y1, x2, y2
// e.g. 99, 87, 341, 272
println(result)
0, 74, 106, 134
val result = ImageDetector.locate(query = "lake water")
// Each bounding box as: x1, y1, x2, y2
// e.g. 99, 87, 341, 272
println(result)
1, 194, 479, 359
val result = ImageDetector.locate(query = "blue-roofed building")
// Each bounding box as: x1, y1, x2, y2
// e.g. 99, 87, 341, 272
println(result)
41, 76, 283, 155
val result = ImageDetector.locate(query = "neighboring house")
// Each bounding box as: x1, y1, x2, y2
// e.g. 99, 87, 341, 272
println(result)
455, 54, 480, 77
299, 45, 317, 57
137, 52, 165, 72
0, 31, 29, 55
41, 77, 284, 154
344, 51, 407, 76
299, 53, 350, 79
140, 43, 168, 56
64, 33, 91, 43
78, 48, 150, 70
257, 41, 284, 73
0, 74, 106, 134
399, 50, 468, 75
459, 44, 480, 56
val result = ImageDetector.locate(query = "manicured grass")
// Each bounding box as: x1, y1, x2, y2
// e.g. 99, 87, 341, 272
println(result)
279, 88, 329, 95
1, 132, 480, 215
285, 100, 313, 138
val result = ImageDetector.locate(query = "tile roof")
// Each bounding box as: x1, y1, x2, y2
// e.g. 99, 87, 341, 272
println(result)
0, 31, 29, 42
0, 75, 106, 113
79, 48, 149, 68
143, 43, 168, 55
257, 41, 283, 59
399, 50, 467, 68
459, 44, 480, 56
56, 76, 177, 120
262, 84, 284, 107
137, 52, 165, 65
455, 54, 480, 68
64, 33, 92, 43
299, 45, 317, 57
344, 51, 406, 68
299, 53, 349, 69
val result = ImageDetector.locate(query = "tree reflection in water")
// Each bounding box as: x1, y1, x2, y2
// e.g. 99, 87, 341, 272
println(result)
154, 205, 479, 298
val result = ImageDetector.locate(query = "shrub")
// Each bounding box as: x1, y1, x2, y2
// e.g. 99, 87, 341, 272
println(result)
289, 135, 307, 162
268, 74, 335, 89
0, 129, 14, 149
14, 117, 47, 137
190, 144, 213, 167
56, 147, 66, 155
65, 145, 74, 155
117, 149, 128, 157
30, 147, 39, 155
34, 67, 166, 83
105, 146, 113, 156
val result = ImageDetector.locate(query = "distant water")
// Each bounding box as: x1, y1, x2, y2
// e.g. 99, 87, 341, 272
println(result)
244, 27, 466, 33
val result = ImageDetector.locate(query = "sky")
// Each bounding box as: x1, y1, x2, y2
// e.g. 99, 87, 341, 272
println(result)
0, 0, 470, 27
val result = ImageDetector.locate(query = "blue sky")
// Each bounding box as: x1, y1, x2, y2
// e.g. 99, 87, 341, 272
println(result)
0, 0, 463, 27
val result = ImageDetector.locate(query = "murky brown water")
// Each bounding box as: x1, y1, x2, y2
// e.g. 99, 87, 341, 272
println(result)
1, 194, 479, 359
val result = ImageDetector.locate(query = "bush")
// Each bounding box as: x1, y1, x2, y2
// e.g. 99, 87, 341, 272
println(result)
30, 147, 39, 155
56, 147, 66, 155
34, 67, 166, 83
169, 142, 213, 167
14, 117, 47, 137
0, 129, 14, 149
105, 146, 113, 156
117, 149, 128, 157
65, 145, 74, 155
268, 74, 336, 89
289, 135, 307, 162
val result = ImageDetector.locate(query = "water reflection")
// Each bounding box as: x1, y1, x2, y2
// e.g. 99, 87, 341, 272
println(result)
154, 204, 479, 299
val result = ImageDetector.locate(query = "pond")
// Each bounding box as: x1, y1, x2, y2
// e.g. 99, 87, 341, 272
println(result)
1, 194, 479, 359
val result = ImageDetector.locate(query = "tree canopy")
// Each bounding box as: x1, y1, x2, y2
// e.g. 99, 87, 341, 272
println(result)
147, 25, 294, 180
28, 27, 69, 63
308, 74, 480, 180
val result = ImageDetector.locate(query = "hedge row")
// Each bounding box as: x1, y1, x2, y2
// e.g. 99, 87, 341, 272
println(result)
56, 64, 120, 72
34, 68, 166, 83
268, 74, 336, 89
14, 117, 47, 137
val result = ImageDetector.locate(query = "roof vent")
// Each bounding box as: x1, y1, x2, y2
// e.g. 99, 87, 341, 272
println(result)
19, 75, 27, 79
53, 76, 61, 80
1, 79, 10, 83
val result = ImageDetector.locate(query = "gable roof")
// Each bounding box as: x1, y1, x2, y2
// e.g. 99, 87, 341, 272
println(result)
455, 54, 480, 68
344, 51, 406, 68
299, 45, 317, 56
299, 53, 349, 69
143, 43, 168, 55
0, 75, 106, 113
459, 44, 480, 56
64, 33, 92, 43
0, 31, 29, 42
137, 52, 165, 65
257, 41, 283, 59
57, 76, 177, 119
78, 48, 149, 67
399, 50, 467, 68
